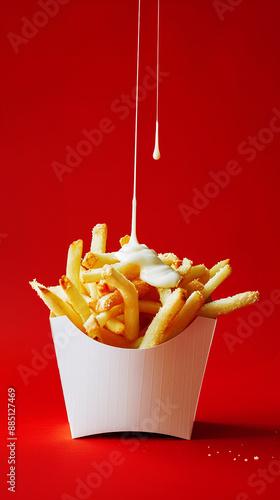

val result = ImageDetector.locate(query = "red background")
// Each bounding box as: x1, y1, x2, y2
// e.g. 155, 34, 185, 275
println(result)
0, 0, 280, 499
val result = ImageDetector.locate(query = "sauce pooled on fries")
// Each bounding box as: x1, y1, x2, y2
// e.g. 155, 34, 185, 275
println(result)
115, 240, 180, 288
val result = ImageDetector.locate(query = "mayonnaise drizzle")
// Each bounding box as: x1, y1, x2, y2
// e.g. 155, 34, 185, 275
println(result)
115, 0, 180, 289
153, 0, 161, 160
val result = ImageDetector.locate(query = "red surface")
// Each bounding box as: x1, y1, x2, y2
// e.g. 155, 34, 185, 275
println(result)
0, 0, 280, 499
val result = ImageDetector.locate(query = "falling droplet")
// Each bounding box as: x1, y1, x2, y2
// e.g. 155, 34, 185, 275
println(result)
153, 121, 160, 160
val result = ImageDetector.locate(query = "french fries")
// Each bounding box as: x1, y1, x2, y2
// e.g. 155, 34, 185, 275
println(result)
59, 275, 92, 323
198, 291, 259, 318
162, 290, 205, 344
90, 223, 107, 253
30, 223, 259, 349
66, 239, 86, 294
102, 265, 139, 341
139, 288, 186, 349
30, 279, 86, 333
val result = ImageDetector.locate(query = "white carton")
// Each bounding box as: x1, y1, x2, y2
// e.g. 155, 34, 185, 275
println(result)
50, 315, 216, 440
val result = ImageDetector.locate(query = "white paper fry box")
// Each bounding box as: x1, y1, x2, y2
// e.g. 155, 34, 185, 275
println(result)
50, 315, 216, 440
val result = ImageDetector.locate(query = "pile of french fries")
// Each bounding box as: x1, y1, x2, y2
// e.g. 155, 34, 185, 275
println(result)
30, 223, 259, 349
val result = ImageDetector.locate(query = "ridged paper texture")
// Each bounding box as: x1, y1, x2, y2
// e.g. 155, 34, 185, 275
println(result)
50, 316, 216, 439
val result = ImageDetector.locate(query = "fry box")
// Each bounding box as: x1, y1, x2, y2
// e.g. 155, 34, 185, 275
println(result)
50, 316, 216, 440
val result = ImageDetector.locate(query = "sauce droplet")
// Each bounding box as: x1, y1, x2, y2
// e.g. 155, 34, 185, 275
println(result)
153, 121, 161, 160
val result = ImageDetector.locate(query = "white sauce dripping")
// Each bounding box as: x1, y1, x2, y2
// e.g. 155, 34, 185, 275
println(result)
115, 0, 180, 289
153, 121, 160, 160
153, 0, 161, 160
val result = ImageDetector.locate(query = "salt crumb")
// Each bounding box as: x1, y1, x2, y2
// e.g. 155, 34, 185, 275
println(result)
229, 450, 232, 453
233, 458, 237, 461
208, 454, 211, 457
217, 451, 219, 454
238, 454, 240, 457
254, 456, 259, 460
244, 458, 248, 462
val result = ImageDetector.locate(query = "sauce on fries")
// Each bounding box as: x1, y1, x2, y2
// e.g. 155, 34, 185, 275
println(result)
115, 240, 181, 288
30, 1, 259, 348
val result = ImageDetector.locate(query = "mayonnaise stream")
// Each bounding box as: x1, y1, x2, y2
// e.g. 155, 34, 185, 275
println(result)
115, 0, 179, 289
153, 0, 161, 160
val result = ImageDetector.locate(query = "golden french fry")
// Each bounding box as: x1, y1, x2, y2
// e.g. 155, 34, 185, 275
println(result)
202, 264, 232, 300
84, 314, 100, 338
163, 291, 205, 343
198, 269, 210, 285
81, 262, 140, 283
138, 300, 161, 315
130, 336, 145, 349
90, 223, 107, 253
179, 264, 207, 286
180, 279, 204, 296
30, 280, 85, 332
95, 304, 124, 328
198, 291, 259, 318
157, 287, 172, 305
106, 318, 125, 336
139, 288, 186, 349
85, 296, 98, 311
209, 259, 230, 278
49, 285, 67, 301
81, 281, 92, 297
95, 277, 153, 313
177, 257, 193, 276
97, 327, 133, 348
158, 252, 181, 268
83, 252, 118, 269
96, 280, 115, 297
93, 252, 119, 267
96, 289, 123, 312
120, 235, 130, 247
102, 265, 139, 341
82, 281, 99, 300
82, 252, 98, 270
132, 278, 153, 298
66, 239, 86, 294
60, 275, 93, 323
